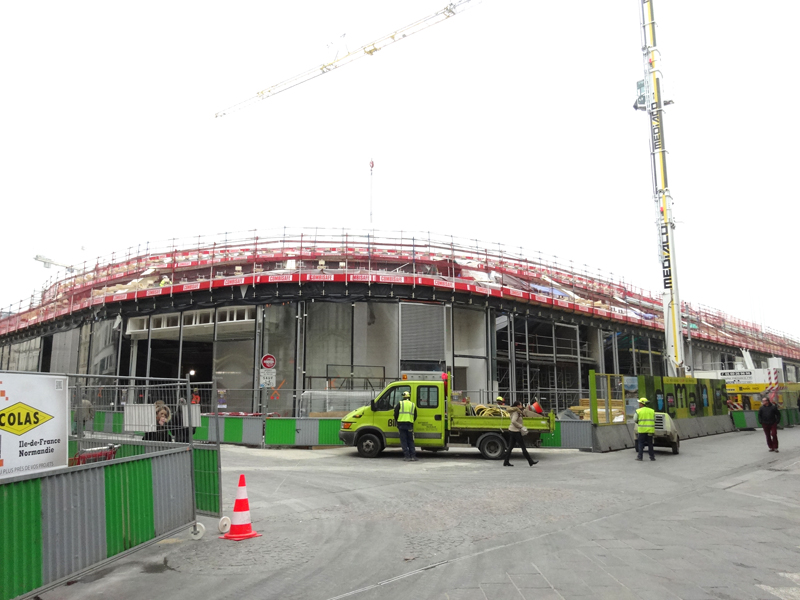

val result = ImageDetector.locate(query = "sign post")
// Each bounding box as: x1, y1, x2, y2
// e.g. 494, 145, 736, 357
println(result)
259, 354, 277, 389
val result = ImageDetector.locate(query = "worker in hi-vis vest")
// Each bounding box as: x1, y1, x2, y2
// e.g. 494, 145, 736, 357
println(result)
634, 397, 656, 461
393, 391, 418, 462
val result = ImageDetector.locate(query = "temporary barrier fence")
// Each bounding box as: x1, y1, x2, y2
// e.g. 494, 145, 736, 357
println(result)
1, 447, 196, 600
0, 372, 222, 600
67, 374, 222, 516
194, 413, 265, 447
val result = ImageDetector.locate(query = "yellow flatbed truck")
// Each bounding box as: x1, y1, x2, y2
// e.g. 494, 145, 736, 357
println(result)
339, 372, 555, 459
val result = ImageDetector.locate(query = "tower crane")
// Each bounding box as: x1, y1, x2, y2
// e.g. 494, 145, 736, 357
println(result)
215, 0, 476, 118
635, 0, 685, 377
217, 0, 688, 378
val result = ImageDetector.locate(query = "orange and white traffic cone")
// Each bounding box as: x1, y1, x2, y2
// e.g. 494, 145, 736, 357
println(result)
220, 474, 262, 541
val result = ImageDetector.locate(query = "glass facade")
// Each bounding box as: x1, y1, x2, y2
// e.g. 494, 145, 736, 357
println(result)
305, 302, 352, 390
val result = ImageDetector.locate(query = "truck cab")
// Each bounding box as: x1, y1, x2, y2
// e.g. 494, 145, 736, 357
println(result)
339, 374, 449, 458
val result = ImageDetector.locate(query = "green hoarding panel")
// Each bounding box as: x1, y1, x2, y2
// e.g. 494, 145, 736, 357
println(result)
0, 479, 43, 600
93, 411, 105, 432
194, 415, 209, 441
540, 421, 561, 447
193, 447, 220, 514
105, 459, 155, 557
265, 419, 296, 445
223, 417, 244, 443
318, 419, 345, 445
731, 412, 748, 429
112, 412, 124, 434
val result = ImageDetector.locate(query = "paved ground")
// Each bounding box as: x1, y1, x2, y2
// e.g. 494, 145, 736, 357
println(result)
39, 427, 800, 600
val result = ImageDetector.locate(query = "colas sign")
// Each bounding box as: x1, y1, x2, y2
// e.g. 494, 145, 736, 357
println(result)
0, 374, 68, 478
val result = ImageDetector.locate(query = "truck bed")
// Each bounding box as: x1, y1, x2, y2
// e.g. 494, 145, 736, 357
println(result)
449, 403, 555, 432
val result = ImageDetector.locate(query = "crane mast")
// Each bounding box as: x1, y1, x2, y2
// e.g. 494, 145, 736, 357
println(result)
637, 0, 685, 377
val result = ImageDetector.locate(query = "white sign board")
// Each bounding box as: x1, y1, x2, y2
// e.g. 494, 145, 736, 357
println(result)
259, 368, 276, 388
0, 373, 68, 478
720, 371, 754, 384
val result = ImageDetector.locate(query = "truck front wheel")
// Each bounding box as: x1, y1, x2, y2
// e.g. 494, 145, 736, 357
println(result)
357, 433, 382, 458
671, 436, 680, 455
478, 433, 507, 460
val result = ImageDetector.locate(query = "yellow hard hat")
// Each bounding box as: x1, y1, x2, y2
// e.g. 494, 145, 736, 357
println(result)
639, 397, 649, 404
496, 396, 505, 403
402, 392, 410, 398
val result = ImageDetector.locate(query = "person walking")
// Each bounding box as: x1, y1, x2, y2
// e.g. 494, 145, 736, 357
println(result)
503, 400, 538, 467
758, 395, 781, 452
634, 397, 656, 461
394, 391, 418, 462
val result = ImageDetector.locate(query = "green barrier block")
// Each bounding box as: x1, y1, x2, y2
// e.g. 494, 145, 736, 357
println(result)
318, 419, 345, 445
539, 421, 561, 447
265, 419, 296, 445
223, 417, 244, 444
194, 416, 209, 441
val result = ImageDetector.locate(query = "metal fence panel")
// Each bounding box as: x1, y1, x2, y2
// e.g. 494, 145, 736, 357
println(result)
295, 419, 320, 445
206, 415, 225, 442
104, 459, 155, 556
241, 416, 265, 446
152, 451, 194, 536
265, 418, 297, 445
559, 420, 593, 449
41, 468, 107, 585
193, 446, 221, 517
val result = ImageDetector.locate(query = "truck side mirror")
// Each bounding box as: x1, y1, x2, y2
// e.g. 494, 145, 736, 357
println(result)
370, 399, 376, 412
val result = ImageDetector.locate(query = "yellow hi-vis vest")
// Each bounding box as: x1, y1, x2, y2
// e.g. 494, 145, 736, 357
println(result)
636, 406, 655, 434
397, 399, 415, 423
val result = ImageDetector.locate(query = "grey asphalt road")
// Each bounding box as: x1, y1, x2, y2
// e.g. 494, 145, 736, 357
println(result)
39, 427, 800, 600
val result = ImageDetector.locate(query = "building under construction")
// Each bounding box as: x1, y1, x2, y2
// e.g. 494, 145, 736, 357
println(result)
1, 229, 798, 414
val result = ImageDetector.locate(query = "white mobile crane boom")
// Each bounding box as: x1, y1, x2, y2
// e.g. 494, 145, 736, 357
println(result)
215, 0, 476, 118
635, 0, 685, 377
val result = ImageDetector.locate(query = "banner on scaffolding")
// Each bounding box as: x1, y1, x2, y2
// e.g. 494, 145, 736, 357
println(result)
0, 373, 68, 478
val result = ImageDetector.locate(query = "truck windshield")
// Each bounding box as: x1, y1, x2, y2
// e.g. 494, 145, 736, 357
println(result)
374, 385, 411, 412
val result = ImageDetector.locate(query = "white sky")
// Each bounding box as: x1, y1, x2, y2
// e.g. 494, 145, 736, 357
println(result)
2, 1, 799, 339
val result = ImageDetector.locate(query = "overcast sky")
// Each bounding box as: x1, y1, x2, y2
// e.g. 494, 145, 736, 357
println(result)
2, 1, 798, 340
